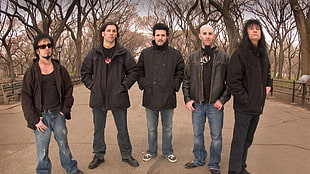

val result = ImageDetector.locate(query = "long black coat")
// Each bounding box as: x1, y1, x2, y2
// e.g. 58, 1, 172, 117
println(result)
81, 43, 138, 110
137, 41, 184, 110
227, 45, 272, 115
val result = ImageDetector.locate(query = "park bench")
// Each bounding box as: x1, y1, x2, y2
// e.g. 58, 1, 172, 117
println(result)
1, 81, 22, 104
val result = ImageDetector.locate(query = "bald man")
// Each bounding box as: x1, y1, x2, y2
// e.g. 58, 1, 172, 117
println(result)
182, 25, 231, 174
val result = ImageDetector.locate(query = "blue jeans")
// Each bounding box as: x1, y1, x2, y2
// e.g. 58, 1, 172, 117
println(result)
191, 103, 223, 170
92, 109, 132, 159
34, 112, 78, 174
145, 108, 174, 156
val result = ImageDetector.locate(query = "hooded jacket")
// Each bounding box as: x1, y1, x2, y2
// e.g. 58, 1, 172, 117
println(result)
137, 41, 185, 110
81, 43, 138, 110
227, 45, 272, 115
22, 58, 73, 130
182, 47, 231, 105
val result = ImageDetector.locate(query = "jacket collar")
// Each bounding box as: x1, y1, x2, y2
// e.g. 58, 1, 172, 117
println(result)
152, 40, 169, 50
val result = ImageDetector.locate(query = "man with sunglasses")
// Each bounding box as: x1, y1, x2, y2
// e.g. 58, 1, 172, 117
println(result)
21, 33, 83, 174
182, 24, 230, 174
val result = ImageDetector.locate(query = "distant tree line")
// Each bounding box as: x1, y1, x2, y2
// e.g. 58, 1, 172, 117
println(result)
0, 0, 309, 81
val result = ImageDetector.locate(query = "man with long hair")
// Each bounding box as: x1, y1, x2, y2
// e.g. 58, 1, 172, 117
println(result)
227, 19, 272, 174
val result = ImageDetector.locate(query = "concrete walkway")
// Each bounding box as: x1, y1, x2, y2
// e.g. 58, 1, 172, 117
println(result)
0, 84, 309, 174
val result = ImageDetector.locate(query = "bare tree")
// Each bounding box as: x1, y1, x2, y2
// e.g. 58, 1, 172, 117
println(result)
65, 0, 92, 74
0, 0, 79, 77
289, 0, 310, 76
0, 13, 15, 80
252, 0, 296, 79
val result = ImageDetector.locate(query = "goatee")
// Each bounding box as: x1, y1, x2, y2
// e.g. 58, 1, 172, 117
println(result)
43, 55, 51, 60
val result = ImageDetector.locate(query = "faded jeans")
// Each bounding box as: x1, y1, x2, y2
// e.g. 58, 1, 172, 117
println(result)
34, 112, 78, 174
191, 102, 223, 170
145, 108, 174, 156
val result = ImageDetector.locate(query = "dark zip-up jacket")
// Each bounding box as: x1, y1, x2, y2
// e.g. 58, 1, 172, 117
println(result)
182, 47, 231, 105
21, 58, 73, 130
137, 41, 184, 110
227, 45, 272, 115
81, 43, 137, 110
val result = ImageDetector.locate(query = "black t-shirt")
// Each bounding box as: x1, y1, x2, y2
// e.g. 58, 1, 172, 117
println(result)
41, 71, 61, 111
202, 46, 215, 103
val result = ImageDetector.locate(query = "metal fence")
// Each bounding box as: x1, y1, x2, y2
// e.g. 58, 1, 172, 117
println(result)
271, 79, 310, 109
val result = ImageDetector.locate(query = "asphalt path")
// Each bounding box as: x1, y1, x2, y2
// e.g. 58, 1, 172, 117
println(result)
0, 83, 309, 174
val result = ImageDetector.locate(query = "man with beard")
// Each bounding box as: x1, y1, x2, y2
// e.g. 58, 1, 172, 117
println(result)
137, 23, 184, 163
21, 33, 83, 174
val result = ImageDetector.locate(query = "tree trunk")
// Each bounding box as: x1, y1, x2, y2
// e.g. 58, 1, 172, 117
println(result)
289, 0, 310, 75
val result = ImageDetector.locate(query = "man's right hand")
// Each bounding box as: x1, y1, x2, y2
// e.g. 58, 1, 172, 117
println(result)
35, 117, 48, 132
185, 100, 196, 111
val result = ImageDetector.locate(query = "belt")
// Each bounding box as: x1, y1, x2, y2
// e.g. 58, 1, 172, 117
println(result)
42, 109, 57, 114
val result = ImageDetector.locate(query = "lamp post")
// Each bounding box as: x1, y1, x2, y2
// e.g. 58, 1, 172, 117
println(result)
56, 45, 62, 63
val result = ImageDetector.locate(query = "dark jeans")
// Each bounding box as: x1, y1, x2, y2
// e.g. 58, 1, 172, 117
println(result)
92, 109, 132, 159
228, 111, 260, 174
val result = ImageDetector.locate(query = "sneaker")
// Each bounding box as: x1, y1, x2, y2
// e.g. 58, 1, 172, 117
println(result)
164, 154, 177, 163
142, 153, 155, 162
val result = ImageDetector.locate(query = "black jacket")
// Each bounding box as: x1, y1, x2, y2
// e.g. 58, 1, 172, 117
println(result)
182, 47, 231, 104
81, 43, 138, 110
137, 41, 185, 110
227, 45, 272, 115
22, 59, 73, 130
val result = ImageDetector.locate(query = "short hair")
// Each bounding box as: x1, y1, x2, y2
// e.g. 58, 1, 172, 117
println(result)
33, 33, 54, 58
152, 23, 169, 36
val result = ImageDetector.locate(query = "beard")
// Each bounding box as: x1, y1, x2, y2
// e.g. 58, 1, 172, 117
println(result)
42, 55, 52, 60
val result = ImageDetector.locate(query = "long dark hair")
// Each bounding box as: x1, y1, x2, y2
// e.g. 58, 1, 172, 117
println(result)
239, 19, 267, 51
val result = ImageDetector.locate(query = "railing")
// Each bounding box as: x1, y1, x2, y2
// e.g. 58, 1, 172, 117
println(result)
0, 74, 82, 105
271, 79, 310, 108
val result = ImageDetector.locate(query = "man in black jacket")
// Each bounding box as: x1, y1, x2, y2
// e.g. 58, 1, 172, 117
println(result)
81, 21, 139, 169
137, 23, 184, 163
227, 19, 272, 174
182, 25, 230, 174
22, 33, 83, 174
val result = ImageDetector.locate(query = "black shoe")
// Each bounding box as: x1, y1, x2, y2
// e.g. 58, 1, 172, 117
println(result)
185, 161, 199, 169
88, 156, 105, 169
122, 156, 139, 167
210, 169, 221, 174
69, 169, 84, 174
241, 169, 250, 174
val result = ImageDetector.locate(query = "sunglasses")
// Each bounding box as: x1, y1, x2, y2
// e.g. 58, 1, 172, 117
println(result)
37, 43, 53, 49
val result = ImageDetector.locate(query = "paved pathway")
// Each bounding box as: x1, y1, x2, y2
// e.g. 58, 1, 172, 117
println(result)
0, 84, 309, 174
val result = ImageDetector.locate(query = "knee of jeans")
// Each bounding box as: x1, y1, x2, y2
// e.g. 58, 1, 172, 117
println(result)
210, 132, 222, 140
194, 137, 204, 145
147, 123, 157, 132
